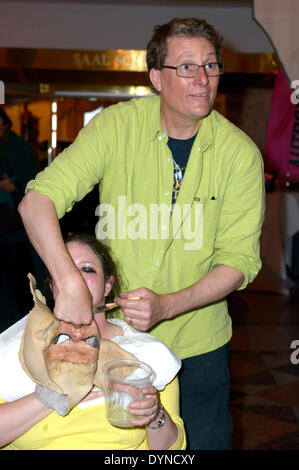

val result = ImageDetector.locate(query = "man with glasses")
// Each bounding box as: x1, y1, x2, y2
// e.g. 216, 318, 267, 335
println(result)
19, 18, 265, 450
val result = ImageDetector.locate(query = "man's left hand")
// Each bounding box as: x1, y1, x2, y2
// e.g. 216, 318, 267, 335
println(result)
116, 288, 167, 331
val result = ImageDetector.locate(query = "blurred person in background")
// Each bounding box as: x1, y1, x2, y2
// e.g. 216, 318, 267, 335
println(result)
0, 107, 38, 332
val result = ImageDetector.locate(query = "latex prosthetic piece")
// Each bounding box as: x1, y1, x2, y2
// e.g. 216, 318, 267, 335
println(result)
19, 274, 136, 416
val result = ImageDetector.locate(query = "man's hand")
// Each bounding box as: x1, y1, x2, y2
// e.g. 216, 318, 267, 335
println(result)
53, 272, 93, 325
19, 191, 94, 326
115, 265, 244, 332
115, 288, 168, 331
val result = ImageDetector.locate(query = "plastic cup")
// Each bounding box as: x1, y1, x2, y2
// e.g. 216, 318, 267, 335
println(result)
103, 359, 154, 428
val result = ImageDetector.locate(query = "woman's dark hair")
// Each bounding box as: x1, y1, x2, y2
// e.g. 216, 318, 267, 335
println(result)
43, 233, 122, 309
146, 17, 223, 92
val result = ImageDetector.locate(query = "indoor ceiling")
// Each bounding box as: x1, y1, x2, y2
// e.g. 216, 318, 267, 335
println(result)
0, 0, 266, 103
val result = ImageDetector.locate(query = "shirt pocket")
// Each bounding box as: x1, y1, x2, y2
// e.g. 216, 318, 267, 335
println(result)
172, 196, 222, 252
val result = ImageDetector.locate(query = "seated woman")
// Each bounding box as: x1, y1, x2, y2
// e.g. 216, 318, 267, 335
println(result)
0, 233, 186, 450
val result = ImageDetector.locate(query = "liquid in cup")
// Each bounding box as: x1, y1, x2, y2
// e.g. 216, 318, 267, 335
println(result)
103, 359, 154, 427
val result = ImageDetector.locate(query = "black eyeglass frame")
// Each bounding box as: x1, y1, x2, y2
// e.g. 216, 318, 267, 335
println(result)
162, 62, 225, 78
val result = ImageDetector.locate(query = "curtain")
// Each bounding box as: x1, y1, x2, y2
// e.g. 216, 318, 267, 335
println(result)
253, 0, 299, 83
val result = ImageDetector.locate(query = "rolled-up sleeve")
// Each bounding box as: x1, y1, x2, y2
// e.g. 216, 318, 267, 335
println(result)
25, 114, 107, 219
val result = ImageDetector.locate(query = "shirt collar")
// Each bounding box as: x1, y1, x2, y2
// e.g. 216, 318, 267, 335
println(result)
147, 94, 215, 151
147, 95, 163, 141
194, 110, 214, 153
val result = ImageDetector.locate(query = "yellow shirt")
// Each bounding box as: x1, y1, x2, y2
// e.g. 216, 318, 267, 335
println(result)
1, 377, 185, 450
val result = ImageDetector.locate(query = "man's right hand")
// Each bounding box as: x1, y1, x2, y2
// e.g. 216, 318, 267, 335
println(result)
52, 271, 93, 326
18, 191, 94, 326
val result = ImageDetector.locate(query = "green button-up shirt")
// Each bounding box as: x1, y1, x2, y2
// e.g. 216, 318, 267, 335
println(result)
26, 95, 265, 359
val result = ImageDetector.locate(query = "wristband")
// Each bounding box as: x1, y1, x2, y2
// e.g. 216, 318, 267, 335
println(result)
147, 404, 166, 430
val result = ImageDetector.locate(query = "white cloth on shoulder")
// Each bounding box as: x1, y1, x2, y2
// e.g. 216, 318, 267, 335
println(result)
108, 318, 181, 390
0, 315, 33, 402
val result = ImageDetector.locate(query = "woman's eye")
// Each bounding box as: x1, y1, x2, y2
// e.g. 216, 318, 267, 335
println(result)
81, 266, 96, 274
52, 333, 71, 344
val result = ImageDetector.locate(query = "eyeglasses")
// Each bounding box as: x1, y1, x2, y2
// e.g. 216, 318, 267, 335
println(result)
162, 62, 225, 78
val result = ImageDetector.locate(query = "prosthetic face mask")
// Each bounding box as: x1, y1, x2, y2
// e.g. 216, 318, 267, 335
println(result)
19, 274, 136, 416
46, 320, 100, 365
44, 320, 100, 407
